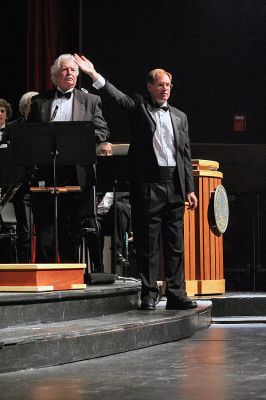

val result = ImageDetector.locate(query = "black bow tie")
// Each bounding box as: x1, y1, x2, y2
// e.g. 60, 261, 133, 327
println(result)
56, 90, 72, 99
152, 103, 169, 112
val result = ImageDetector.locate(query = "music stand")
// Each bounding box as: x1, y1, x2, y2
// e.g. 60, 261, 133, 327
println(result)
9, 122, 96, 262
96, 155, 129, 274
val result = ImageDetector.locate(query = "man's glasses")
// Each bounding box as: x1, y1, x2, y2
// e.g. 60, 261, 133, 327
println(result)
152, 83, 173, 89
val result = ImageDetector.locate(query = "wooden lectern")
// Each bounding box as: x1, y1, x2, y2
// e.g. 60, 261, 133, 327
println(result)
184, 159, 226, 296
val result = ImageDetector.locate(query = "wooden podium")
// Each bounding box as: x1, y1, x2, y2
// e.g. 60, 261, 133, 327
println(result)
0, 263, 86, 292
184, 159, 226, 295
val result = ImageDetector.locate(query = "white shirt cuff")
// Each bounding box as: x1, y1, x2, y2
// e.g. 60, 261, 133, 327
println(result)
92, 75, 106, 89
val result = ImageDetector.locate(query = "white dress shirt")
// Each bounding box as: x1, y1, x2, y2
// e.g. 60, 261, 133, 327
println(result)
50, 88, 74, 122
147, 105, 176, 166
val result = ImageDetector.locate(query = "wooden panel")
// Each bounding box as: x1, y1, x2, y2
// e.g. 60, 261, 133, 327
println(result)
188, 209, 196, 280
198, 177, 205, 279
37, 270, 84, 289
0, 263, 86, 270
209, 177, 218, 279
0, 286, 54, 292
198, 279, 225, 295
184, 205, 197, 281
0, 271, 38, 286
192, 159, 219, 171
203, 177, 211, 279
185, 280, 198, 296
184, 205, 191, 279
0, 264, 86, 292
193, 170, 223, 178
184, 162, 225, 294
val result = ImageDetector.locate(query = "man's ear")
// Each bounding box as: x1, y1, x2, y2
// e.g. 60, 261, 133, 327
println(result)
147, 83, 152, 93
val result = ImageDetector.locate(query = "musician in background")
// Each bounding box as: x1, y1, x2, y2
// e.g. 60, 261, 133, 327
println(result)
97, 141, 112, 156
7, 92, 39, 262
0, 99, 13, 261
27, 53, 109, 263
17, 91, 39, 122
0, 98, 12, 145
85, 142, 131, 271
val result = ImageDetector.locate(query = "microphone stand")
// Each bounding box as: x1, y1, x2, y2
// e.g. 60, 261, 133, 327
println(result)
51, 149, 59, 262
111, 179, 117, 274
50, 105, 59, 262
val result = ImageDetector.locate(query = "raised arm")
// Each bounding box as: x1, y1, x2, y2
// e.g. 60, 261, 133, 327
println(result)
74, 54, 100, 82
74, 53, 136, 111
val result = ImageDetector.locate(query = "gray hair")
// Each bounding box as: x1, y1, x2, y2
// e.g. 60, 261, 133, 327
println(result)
96, 142, 112, 155
19, 91, 39, 116
51, 54, 79, 85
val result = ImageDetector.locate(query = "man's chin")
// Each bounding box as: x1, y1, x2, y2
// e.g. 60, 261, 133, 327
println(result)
159, 96, 169, 102
64, 80, 75, 87
61, 84, 75, 91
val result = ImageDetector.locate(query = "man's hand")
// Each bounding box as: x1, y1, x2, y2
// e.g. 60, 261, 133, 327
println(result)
74, 54, 99, 81
187, 192, 198, 210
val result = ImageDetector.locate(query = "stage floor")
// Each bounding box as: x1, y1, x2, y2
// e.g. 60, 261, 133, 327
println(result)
0, 322, 265, 400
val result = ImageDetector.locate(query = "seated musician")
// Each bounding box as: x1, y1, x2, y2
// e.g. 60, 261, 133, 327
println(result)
0, 98, 13, 262
84, 142, 132, 271
0, 98, 12, 146
6, 92, 40, 262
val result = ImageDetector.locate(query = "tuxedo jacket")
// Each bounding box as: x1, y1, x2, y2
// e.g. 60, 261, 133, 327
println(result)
27, 88, 109, 187
99, 81, 194, 200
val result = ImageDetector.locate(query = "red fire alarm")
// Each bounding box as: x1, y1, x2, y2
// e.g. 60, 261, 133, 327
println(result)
234, 114, 246, 132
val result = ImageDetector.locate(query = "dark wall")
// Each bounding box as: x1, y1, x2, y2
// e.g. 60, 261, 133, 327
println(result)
1, 0, 28, 119
1, 0, 265, 139
1, 0, 79, 119
80, 0, 266, 144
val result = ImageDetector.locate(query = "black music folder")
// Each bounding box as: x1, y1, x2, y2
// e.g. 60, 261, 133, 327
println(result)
8, 121, 96, 166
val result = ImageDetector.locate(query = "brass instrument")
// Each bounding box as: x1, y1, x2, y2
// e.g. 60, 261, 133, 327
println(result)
0, 166, 34, 211
0, 180, 24, 211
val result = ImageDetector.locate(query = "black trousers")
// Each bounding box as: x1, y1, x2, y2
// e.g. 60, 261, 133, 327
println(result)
86, 201, 131, 271
12, 184, 31, 262
31, 192, 83, 263
131, 181, 185, 300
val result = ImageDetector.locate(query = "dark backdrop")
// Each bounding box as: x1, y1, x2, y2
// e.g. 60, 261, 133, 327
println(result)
80, 0, 266, 144
1, 0, 28, 119
1, 0, 265, 142
1, 0, 79, 119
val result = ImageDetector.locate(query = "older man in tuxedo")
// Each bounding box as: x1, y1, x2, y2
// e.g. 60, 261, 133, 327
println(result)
74, 54, 198, 311
28, 53, 109, 263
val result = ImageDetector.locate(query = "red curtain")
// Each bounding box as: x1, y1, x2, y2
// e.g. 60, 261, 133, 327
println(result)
27, 0, 58, 92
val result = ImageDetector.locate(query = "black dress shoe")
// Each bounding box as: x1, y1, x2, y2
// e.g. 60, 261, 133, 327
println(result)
116, 251, 129, 267
140, 296, 156, 311
166, 296, 197, 310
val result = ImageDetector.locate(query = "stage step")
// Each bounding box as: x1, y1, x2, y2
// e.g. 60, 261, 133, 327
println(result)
0, 281, 211, 373
212, 316, 266, 323
0, 301, 211, 373
195, 292, 266, 318
0, 281, 141, 328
